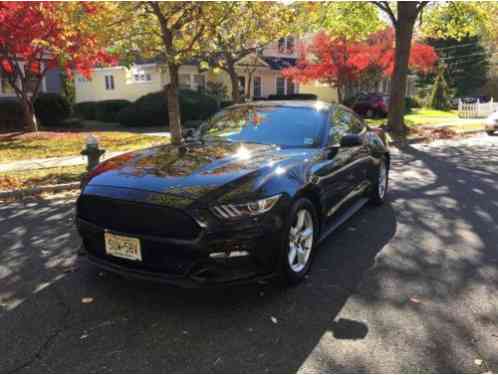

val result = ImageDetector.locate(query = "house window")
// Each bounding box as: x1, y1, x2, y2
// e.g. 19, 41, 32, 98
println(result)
133, 72, 152, 83
193, 74, 205, 91
276, 77, 285, 95
287, 79, 295, 95
105, 75, 115, 90
77, 76, 90, 83
287, 37, 295, 53
278, 36, 295, 54
278, 38, 286, 53
179, 74, 191, 89
253, 76, 262, 98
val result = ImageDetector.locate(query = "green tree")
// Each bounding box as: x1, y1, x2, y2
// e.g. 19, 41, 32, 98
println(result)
197, 2, 297, 103
107, 2, 219, 145
428, 65, 451, 110
420, 36, 489, 98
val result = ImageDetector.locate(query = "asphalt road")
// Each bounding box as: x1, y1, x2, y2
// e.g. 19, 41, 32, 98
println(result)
1, 134, 497, 373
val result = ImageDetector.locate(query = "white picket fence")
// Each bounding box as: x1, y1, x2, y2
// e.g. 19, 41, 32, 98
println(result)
458, 98, 498, 118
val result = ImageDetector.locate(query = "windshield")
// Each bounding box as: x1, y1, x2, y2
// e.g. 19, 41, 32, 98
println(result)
199, 105, 326, 148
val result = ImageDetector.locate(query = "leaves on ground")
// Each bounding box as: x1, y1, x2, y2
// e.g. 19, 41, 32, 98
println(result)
81, 297, 94, 304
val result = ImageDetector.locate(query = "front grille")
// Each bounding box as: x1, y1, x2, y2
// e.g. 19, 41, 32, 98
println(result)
77, 195, 200, 239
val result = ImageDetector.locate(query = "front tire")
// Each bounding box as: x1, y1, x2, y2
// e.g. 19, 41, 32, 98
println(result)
281, 198, 318, 285
370, 158, 388, 205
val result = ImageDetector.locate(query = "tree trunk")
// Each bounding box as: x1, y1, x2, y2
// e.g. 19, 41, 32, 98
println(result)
21, 98, 38, 132
387, 2, 418, 138
166, 63, 183, 145
226, 63, 242, 103
337, 85, 344, 104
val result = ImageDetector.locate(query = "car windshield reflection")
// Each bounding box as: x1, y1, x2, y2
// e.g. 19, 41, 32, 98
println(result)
199, 105, 326, 148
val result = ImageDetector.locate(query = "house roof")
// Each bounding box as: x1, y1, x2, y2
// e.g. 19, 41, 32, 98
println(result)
261, 57, 297, 70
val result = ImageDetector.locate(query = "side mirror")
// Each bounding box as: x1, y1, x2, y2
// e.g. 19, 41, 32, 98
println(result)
340, 134, 362, 148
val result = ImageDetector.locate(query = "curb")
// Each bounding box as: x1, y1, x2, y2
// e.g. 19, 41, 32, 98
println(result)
0, 182, 80, 200
390, 129, 486, 147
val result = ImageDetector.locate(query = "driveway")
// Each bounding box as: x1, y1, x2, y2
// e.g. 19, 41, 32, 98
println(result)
1, 135, 497, 373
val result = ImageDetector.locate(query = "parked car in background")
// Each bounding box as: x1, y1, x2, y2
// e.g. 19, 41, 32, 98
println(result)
460, 96, 491, 104
485, 110, 498, 135
344, 93, 389, 118
76, 101, 390, 287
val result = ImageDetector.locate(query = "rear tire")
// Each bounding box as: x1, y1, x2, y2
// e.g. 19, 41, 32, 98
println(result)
281, 198, 318, 285
370, 158, 388, 205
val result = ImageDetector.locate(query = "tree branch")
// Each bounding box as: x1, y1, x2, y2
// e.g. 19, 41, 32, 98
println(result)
372, 1, 397, 26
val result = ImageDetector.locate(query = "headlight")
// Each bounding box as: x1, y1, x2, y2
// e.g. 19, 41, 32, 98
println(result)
211, 194, 281, 219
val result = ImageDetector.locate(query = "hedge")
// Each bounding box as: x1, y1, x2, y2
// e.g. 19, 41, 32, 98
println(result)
1, 94, 70, 131
117, 89, 218, 127
95, 99, 131, 123
74, 101, 97, 120
33, 93, 71, 127
0, 99, 24, 131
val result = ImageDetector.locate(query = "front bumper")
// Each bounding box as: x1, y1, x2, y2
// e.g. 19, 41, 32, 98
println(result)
76, 210, 286, 287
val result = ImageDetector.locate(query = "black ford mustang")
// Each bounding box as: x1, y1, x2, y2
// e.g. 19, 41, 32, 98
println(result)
76, 101, 389, 287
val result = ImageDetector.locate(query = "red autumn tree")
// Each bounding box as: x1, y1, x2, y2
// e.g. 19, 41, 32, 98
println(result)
0, 2, 115, 131
283, 29, 438, 103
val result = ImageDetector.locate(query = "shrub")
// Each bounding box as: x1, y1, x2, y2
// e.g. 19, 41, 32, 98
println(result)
0, 98, 24, 131
34, 93, 71, 127
74, 101, 97, 120
117, 92, 168, 127
179, 89, 218, 122
117, 90, 218, 127
95, 100, 131, 123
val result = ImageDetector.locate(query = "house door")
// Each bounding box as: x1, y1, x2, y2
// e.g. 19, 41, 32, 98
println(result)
253, 76, 262, 98
238, 76, 246, 98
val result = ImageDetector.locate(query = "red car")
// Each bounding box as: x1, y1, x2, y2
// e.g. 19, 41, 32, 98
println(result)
346, 93, 389, 118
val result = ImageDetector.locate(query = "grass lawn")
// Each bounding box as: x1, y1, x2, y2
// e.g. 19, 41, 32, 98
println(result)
366, 108, 460, 127
0, 165, 86, 191
0, 131, 166, 163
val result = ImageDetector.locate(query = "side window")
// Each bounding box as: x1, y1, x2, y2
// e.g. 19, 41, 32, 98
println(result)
328, 108, 351, 145
349, 113, 365, 134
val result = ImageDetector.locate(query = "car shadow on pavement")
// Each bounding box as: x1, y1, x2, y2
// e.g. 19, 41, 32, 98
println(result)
0, 195, 396, 373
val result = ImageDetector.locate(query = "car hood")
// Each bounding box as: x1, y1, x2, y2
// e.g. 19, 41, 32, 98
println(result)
83, 141, 318, 205
487, 111, 498, 122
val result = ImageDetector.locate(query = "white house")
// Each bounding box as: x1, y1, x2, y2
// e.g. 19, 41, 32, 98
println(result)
74, 36, 340, 104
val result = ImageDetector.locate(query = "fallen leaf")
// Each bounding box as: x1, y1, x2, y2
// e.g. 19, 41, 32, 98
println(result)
259, 291, 264, 297
80, 333, 89, 339
409, 297, 422, 304
270, 316, 278, 324
81, 297, 94, 304
475, 359, 483, 366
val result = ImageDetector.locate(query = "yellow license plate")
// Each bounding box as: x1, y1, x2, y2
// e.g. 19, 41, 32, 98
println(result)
104, 232, 142, 261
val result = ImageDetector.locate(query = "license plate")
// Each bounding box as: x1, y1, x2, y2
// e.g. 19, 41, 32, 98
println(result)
104, 232, 142, 261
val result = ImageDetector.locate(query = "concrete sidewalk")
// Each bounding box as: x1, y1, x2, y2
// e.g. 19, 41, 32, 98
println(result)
0, 151, 126, 173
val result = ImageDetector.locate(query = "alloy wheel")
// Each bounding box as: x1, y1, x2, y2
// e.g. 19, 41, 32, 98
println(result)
288, 209, 314, 273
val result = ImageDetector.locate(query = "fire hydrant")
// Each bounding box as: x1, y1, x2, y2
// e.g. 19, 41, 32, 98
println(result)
81, 135, 105, 171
